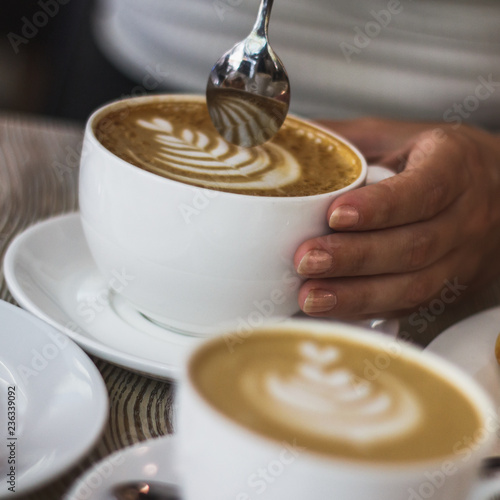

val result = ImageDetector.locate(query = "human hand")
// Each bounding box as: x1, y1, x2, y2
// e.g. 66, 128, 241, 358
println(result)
294, 118, 500, 320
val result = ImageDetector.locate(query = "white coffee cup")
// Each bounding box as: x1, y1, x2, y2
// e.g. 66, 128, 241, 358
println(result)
176, 319, 500, 500
79, 94, 378, 336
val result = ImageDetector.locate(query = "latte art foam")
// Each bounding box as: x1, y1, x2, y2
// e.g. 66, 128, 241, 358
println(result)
93, 98, 361, 197
192, 329, 482, 463
134, 116, 300, 191
256, 341, 422, 445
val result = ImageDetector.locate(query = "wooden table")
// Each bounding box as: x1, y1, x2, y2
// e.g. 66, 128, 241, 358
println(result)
1, 113, 500, 499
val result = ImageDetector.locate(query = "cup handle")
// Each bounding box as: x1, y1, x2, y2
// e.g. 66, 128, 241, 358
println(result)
366, 164, 395, 185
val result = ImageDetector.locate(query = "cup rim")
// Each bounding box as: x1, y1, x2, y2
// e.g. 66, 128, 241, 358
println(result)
183, 318, 497, 473
84, 93, 368, 202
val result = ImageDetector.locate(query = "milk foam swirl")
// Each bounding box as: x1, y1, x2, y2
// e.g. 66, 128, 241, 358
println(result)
131, 117, 300, 191
242, 341, 422, 446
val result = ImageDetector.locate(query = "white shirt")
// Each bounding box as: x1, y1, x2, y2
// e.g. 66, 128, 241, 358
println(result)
93, 0, 500, 128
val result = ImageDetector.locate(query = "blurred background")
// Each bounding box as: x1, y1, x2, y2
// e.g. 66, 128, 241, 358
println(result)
1, 0, 499, 128
0, 0, 142, 123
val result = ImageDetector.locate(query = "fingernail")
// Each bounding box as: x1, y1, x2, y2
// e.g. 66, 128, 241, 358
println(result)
297, 250, 333, 276
329, 205, 359, 229
303, 290, 337, 314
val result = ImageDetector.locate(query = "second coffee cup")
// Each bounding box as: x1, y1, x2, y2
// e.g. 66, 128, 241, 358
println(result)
177, 319, 498, 500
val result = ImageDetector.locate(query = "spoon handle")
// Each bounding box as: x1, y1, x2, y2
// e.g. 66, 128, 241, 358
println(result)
252, 0, 274, 37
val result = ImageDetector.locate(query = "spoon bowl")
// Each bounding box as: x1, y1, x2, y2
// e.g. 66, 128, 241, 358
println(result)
206, 0, 290, 148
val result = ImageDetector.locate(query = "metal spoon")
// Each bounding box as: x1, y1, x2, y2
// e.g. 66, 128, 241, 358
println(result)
112, 480, 180, 500
206, 0, 290, 148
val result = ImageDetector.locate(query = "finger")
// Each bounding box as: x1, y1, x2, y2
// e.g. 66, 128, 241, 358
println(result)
295, 202, 462, 278
297, 250, 470, 319
327, 131, 470, 231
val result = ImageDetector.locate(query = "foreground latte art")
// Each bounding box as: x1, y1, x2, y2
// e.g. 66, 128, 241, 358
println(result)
93, 98, 361, 197
191, 329, 482, 463
259, 341, 422, 445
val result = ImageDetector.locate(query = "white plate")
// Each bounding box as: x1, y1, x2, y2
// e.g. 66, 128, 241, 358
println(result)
64, 435, 179, 500
0, 300, 108, 497
426, 306, 500, 453
4, 213, 399, 381
426, 307, 500, 409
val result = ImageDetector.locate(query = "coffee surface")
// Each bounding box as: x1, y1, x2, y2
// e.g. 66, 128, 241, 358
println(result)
93, 98, 361, 197
190, 329, 481, 463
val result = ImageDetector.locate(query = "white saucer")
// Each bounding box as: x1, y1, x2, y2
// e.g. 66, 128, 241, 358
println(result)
64, 435, 179, 500
4, 213, 399, 381
0, 300, 108, 497
426, 306, 500, 452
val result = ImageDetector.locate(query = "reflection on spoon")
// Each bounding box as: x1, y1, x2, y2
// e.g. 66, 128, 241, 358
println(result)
206, 86, 289, 148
